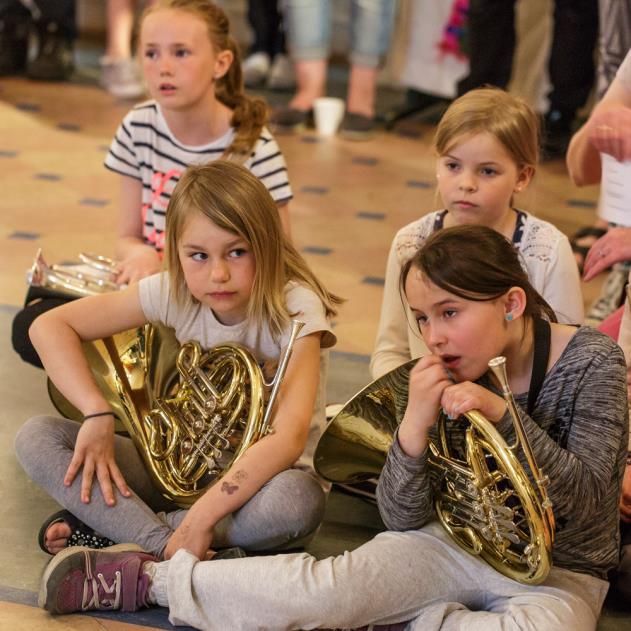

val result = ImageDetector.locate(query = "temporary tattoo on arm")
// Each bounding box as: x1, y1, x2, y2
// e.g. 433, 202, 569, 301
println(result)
221, 481, 239, 495
233, 470, 248, 483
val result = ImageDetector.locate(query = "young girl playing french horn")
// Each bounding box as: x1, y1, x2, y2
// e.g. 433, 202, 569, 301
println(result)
16, 161, 340, 562
37, 225, 627, 631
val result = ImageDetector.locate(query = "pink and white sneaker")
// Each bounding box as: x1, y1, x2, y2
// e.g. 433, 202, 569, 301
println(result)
38, 544, 157, 614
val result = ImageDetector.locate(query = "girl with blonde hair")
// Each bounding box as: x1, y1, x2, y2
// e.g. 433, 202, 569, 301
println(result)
16, 161, 339, 561
371, 87, 583, 379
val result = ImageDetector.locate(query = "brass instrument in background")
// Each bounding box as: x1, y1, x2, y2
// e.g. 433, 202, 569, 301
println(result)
28, 249, 121, 297
315, 357, 555, 585
27, 249, 305, 507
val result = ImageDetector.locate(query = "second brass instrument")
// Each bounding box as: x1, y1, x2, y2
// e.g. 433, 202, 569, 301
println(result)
315, 357, 554, 585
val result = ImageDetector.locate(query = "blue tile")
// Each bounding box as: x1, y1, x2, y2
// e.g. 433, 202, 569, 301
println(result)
16, 102, 41, 112
303, 246, 333, 255
362, 276, 385, 286
300, 136, 321, 144
566, 199, 597, 209
406, 180, 432, 189
0, 150, 18, 157
352, 156, 378, 166
9, 231, 40, 240
80, 198, 110, 207
35, 173, 62, 181
357, 211, 386, 221
57, 122, 81, 132
301, 185, 329, 195
397, 129, 423, 139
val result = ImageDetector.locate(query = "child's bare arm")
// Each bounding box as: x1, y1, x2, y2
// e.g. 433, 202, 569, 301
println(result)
163, 332, 322, 559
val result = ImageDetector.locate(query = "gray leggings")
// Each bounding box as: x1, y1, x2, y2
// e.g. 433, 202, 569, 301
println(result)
14, 415, 327, 559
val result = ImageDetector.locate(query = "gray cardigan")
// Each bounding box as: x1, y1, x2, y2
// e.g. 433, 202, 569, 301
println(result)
376, 326, 628, 580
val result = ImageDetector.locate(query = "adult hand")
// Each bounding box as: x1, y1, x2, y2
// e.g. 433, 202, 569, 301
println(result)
440, 381, 507, 424
115, 247, 162, 285
164, 512, 214, 561
621, 465, 631, 523
64, 416, 131, 506
583, 227, 631, 281
587, 107, 631, 162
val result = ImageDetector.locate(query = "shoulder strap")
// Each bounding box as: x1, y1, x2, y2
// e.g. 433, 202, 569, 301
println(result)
527, 318, 551, 416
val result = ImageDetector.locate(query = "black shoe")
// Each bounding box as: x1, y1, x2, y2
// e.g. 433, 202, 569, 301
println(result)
269, 106, 313, 132
0, 16, 29, 75
339, 112, 377, 141
27, 21, 74, 81
542, 109, 574, 160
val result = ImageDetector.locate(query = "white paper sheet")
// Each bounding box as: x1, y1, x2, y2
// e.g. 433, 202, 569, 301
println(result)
599, 153, 631, 226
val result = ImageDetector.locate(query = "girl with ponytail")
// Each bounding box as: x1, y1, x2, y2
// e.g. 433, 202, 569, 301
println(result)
105, 0, 293, 284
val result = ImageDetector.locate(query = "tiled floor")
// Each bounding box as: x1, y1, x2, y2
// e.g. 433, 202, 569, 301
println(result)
1, 49, 628, 630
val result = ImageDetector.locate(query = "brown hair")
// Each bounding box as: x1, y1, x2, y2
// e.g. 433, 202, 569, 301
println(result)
400, 225, 557, 323
165, 161, 342, 338
142, 0, 267, 159
433, 87, 540, 172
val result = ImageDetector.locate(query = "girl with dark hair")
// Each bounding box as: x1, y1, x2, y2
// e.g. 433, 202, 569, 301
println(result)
38, 225, 627, 631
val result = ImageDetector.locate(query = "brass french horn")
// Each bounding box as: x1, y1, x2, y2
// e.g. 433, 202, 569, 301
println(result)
27, 249, 305, 507
315, 357, 555, 585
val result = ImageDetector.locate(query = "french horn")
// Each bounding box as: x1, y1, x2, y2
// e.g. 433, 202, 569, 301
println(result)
315, 357, 555, 585
27, 249, 305, 506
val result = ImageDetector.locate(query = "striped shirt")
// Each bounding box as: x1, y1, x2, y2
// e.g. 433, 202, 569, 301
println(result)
104, 100, 292, 253
376, 326, 628, 580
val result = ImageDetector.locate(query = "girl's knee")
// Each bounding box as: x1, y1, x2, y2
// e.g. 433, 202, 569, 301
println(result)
270, 469, 327, 537
14, 415, 75, 470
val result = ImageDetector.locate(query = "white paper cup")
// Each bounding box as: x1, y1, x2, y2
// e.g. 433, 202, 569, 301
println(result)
313, 97, 345, 136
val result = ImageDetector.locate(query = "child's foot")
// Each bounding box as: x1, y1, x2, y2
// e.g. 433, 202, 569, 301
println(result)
38, 509, 116, 556
38, 544, 157, 614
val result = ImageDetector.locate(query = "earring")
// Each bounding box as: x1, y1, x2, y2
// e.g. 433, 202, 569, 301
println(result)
505, 313, 513, 322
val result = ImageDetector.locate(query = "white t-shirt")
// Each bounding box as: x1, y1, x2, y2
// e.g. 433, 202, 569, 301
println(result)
138, 272, 335, 482
370, 209, 584, 379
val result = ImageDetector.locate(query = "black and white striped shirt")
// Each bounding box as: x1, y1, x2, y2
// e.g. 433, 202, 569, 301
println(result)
377, 326, 628, 580
104, 101, 292, 253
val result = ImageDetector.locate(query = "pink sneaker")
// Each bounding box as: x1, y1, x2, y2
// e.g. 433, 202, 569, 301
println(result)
38, 544, 157, 614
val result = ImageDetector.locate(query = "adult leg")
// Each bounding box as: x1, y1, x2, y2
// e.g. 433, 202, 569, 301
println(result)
15, 415, 175, 558
456, 0, 517, 96
282, 0, 330, 112
345, 0, 397, 119
151, 523, 605, 631
596, 0, 631, 98
548, 0, 598, 116
163, 469, 327, 552
28, 0, 75, 80
0, 0, 30, 75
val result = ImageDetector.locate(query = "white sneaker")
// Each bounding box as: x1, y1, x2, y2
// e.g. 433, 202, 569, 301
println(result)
267, 54, 295, 91
100, 56, 145, 100
243, 52, 270, 88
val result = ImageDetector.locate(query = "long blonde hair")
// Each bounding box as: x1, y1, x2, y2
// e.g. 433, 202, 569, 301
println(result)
142, 0, 267, 159
165, 161, 342, 338
433, 87, 540, 172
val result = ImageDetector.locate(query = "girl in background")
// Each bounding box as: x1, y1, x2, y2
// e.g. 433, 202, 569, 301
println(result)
12, 0, 293, 366
16, 161, 339, 561
39, 226, 626, 631
371, 87, 583, 379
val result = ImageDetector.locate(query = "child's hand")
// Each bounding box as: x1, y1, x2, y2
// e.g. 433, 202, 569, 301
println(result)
440, 381, 507, 424
64, 416, 131, 506
398, 356, 453, 456
164, 513, 214, 561
116, 248, 162, 285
